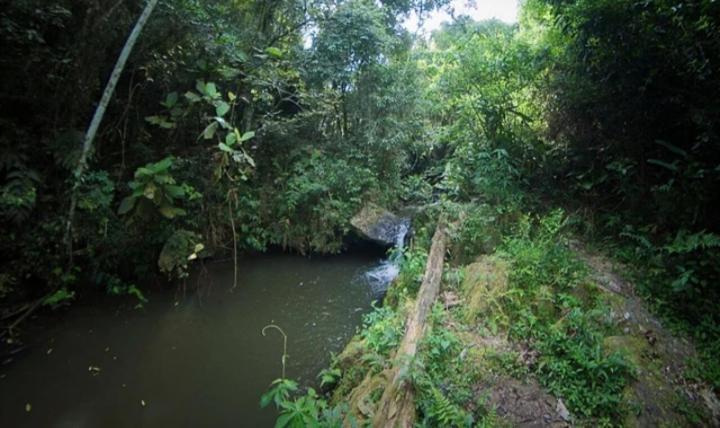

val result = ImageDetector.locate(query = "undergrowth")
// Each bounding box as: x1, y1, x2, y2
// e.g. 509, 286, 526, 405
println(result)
496, 210, 633, 423
261, 207, 703, 427
413, 305, 479, 427
567, 205, 720, 392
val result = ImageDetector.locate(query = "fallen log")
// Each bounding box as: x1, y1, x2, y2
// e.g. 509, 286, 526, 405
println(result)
372, 222, 447, 427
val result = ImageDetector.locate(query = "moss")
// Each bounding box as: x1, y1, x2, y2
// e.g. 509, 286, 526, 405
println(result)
332, 363, 370, 404
604, 335, 704, 427
603, 335, 650, 367
344, 370, 390, 423
460, 256, 509, 324
335, 336, 367, 371
572, 280, 601, 309
330, 336, 371, 404
623, 370, 694, 427
601, 291, 627, 315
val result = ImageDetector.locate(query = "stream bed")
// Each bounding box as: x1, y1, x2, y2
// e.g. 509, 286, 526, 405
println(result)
0, 252, 385, 427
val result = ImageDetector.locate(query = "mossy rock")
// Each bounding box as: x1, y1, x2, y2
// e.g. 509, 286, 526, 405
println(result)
571, 280, 601, 309
350, 203, 404, 245
604, 335, 700, 427
331, 337, 372, 404
603, 335, 650, 367
461, 256, 509, 324
336, 337, 367, 371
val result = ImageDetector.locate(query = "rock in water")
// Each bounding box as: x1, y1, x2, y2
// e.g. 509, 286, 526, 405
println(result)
350, 203, 405, 245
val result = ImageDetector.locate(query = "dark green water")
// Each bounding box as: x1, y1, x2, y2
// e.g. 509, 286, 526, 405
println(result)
0, 252, 381, 427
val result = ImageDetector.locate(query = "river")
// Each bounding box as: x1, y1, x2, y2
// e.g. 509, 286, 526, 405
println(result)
0, 251, 386, 427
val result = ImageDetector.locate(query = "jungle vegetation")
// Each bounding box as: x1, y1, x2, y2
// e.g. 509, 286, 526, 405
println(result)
1, 0, 719, 425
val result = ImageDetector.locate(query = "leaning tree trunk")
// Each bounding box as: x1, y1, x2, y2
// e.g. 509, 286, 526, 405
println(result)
372, 222, 447, 428
64, 0, 160, 262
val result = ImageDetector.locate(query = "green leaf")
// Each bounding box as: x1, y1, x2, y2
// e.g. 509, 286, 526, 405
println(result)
118, 196, 136, 215
274, 413, 294, 428
43, 288, 75, 307
225, 132, 237, 147
260, 390, 275, 409
162, 92, 178, 108
206, 82, 219, 98
655, 140, 687, 158
218, 143, 233, 153
216, 101, 231, 117
244, 152, 256, 167
202, 122, 219, 140
165, 185, 185, 198
266, 47, 283, 58
214, 117, 231, 129
135, 167, 153, 178
152, 173, 174, 185
240, 131, 255, 142
184, 91, 201, 103
158, 206, 186, 219
647, 159, 678, 172
150, 157, 173, 173
145, 115, 164, 125
143, 182, 157, 199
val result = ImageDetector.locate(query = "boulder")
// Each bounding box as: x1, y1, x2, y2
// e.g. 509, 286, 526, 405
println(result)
350, 203, 407, 246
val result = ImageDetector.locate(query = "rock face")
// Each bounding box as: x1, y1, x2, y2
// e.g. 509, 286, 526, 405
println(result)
350, 203, 407, 246
476, 377, 570, 428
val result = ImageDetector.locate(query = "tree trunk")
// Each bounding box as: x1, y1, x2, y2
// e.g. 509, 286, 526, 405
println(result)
372, 223, 447, 428
64, 0, 160, 262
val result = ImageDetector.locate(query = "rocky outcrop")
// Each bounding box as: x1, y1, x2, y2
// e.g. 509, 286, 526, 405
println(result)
350, 203, 408, 246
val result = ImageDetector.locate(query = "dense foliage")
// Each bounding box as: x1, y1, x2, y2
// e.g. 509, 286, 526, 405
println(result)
0, 0, 446, 306
2, 0, 720, 424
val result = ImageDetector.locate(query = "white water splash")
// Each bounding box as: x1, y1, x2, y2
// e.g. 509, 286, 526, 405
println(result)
364, 219, 409, 296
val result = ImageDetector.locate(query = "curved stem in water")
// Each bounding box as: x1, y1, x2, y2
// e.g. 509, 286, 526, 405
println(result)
262, 324, 288, 379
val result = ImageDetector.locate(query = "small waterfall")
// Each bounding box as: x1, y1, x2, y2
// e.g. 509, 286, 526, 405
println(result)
364, 219, 410, 296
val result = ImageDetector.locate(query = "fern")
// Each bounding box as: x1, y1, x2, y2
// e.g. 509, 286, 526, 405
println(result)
419, 383, 472, 427
48, 130, 85, 171
0, 167, 40, 224
664, 230, 720, 255
619, 229, 654, 250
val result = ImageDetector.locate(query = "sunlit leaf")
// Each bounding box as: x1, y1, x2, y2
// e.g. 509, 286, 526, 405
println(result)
143, 183, 157, 200
158, 205, 186, 219
266, 47, 283, 58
